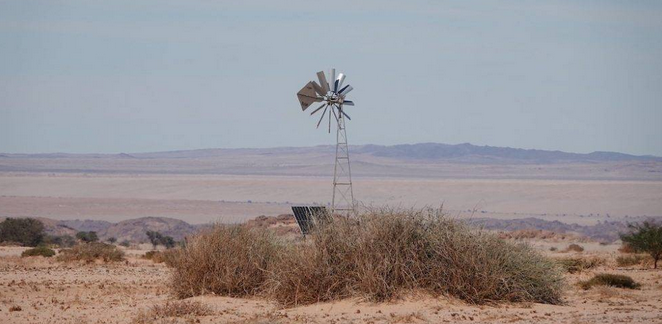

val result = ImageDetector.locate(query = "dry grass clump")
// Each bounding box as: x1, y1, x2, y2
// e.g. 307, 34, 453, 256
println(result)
616, 254, 651, 267
57, 242, 125, 263
169, 225, 281, 298
266, 209, 563, 306
555, 256, 605, 273
169, 209, 563, 306
132, 300, 213, 324
563, 244, 584, 253
21, 246, 56, 258
578, 274, 640, 290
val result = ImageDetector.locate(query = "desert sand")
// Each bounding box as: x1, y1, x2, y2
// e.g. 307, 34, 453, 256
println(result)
2, 244, 661, 324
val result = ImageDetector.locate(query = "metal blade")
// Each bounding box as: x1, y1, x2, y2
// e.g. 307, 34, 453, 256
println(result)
311, 81, 325, 96
336, 73, 346, 92
297, 82, 322, 111
341, 110, 351, 120
343, 100, 354, 106
338, 84, 353, 96
309, 103, 326, 115
328, 105, 332, 133
329, 69, 336, 92
331, 105, 339, 123
316, 71, 329, 93
316, 106, 328, 128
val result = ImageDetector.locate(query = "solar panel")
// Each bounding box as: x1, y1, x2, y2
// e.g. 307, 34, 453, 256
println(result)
291, 206, 329, 235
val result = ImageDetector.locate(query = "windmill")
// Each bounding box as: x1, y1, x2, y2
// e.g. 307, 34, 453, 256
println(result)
297, 68, 355, 215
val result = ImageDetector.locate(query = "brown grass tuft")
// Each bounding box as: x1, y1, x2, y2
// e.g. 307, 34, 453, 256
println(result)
57, 242, 124, 263
554, 256, 605, 273
578, 273, 640, 290
168, 224, 281, 298
564, 244, 585, 253
169, 208, 564, 307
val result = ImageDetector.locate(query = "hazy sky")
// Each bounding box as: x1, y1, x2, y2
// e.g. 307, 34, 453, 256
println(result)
1, 0, 661, 155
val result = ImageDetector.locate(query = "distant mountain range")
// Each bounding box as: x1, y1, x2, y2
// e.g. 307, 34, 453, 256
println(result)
3, 143, 659, 163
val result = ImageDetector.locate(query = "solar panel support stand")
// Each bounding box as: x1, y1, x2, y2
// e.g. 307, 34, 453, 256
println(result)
331, 106, 355, 215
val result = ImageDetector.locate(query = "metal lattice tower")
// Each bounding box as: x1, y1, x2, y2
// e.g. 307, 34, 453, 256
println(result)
332, 107, 355, 214
296, 68, 357, 215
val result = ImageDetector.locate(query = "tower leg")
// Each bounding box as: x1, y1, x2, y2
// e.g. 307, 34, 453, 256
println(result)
332, 107, 355, 215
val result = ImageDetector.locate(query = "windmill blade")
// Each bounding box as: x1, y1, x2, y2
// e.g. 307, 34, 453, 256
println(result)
328, 105, 332, 133
329, 69, 336, 92
343, 100, 354, 106
311, 81, 325, 96
338, 84, 353, 96
341, 110, 351, 120
309, 103, 326, 115
316, 106, 328, 128
316, 71, 329, 93
331, 105, 339, 123
297, 82, 322, 111
336, 73, 346, 92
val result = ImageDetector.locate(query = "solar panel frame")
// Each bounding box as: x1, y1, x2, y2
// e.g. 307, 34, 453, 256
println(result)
291, 206, 329, 235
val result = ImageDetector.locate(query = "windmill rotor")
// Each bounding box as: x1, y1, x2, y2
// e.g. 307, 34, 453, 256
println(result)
296, 69, 356, 215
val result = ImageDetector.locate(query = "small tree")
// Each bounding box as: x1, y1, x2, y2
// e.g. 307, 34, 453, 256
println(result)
76, 231, 99, 243
0, 218, 45, 246
107, 237, 117, 244
620, 221, 662, 269
146, 231, 176, 249
146, 231, 163, 249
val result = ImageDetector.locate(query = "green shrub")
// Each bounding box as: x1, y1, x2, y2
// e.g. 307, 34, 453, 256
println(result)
21, 246, 56, 258
620, 221, 662, 269
579, 273, 640, 290
555, 256, 605, 273
170, 208, 564, 306
76, 231, 99, 243
0, 218, 45, 247
57, 242, 124, 263
146, 231, 176, 249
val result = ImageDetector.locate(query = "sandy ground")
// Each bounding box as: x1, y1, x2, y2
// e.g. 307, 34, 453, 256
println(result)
1, 245, 661, 324
1, 172, 661, 225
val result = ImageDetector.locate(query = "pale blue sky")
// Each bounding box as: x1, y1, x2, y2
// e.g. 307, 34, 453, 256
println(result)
1, 0, 661, 155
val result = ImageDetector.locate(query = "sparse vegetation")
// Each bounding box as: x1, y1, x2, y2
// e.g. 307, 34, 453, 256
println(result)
169, 209, 563, 306
107, 237, 117, 244
549, 246, 558, 252
21, 246, 56, 258
119, 240, 131, 247
616, 254, 650, 267
132, 300, 213, 324
579, 273, 640, 290
76, 231, 99, 243
44, 234, 77, 248
620, 221, 662, 269
57, 242, 125, 263
555, 256, 605, 273
143, 250, 177, 264
0, 218, 45, 247
564, 244, 584, 252
146, 231, 176, 249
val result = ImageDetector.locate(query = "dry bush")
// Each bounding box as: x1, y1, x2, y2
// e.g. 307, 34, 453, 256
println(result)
267, 209, 562, 306
169, 224, 282, 298
555, 256, 605, 273
57, 242, 125, 263
132, 300, 212, 324
169, 209, 564, 307
579, 273, 640, 290
21, 246, 56, 258
564, 244, 584, 253
619, 243, 635, 254
616, 254, 650, 267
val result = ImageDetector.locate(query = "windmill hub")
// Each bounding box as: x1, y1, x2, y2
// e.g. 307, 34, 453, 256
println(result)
296, 69, 356, 215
